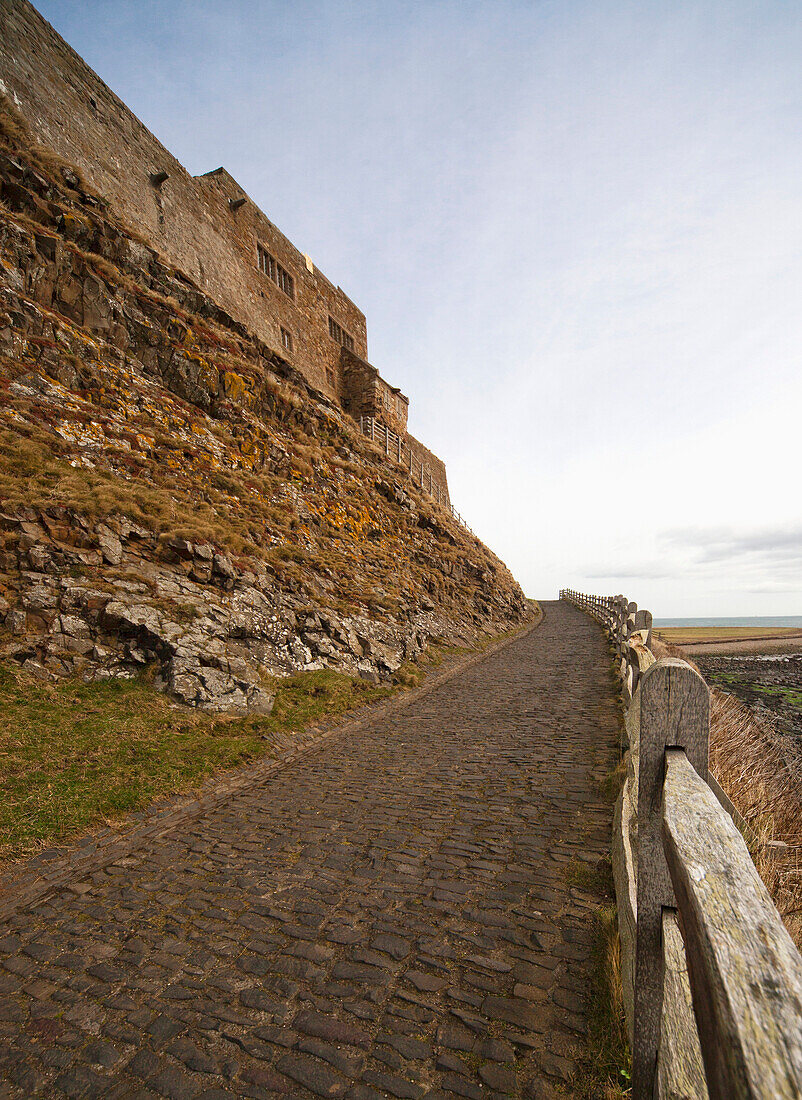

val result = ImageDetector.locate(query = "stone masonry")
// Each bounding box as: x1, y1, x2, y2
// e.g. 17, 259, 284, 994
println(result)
0, 603, 620, 1098
0, 1, 366, 398
0, 0, 450, 504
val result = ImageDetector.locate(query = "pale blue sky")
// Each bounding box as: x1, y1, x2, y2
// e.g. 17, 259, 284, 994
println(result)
37, 0, 802, 615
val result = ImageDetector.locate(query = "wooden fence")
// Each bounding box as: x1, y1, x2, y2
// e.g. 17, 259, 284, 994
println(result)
358, 415, 474, 535
560, 588, 802, 1099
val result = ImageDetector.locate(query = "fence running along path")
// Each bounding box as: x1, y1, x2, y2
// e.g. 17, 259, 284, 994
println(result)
357, 415, 474, 534
560, 588, 802, 1100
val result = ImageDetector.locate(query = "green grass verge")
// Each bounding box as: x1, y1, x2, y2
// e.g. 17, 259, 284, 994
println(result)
0, 613, 533, 863
579, 903, 632, 1099
0, 663, 393, 862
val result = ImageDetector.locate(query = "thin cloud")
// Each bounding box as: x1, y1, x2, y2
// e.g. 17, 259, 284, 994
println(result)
584, 565, 673, 581
663, 524, 802, 566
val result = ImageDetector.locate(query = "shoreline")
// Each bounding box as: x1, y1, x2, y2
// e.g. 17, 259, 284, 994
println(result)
674, 637, 802, 657
654, 628, 802, 657
695, 651, 802, 741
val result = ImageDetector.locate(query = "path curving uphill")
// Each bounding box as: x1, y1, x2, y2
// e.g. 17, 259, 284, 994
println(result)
0, 601, 620, 1099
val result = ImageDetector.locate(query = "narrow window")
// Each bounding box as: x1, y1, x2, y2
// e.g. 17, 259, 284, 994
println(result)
326, 367, 335, 387
257, 244, 294, 299
328, 316, 354, 350
280, 326, 293, 352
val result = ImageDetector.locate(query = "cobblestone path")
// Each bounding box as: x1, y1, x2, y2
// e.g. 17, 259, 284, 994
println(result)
0, 601, 620, 1099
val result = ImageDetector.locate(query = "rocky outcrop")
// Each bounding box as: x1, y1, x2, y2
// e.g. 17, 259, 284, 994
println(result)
0, 100, 530, 710
1, 507, 440, 712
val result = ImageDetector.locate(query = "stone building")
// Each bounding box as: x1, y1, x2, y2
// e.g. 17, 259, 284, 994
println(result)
341, 349, 409, 437
0, 0, 450, 505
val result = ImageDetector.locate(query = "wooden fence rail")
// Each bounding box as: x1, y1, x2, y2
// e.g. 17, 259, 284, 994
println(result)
559, 588, 802, 1100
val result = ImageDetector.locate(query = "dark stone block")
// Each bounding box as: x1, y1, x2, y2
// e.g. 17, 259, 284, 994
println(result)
276, 1051, 349, 1098
361, 1069, 425, 1099
145, 1015, 186, 1042
294, 1009, 372, 1050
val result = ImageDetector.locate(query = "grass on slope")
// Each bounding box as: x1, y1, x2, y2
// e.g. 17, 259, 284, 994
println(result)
708, 688, 802, 952
0, 663, 393, 863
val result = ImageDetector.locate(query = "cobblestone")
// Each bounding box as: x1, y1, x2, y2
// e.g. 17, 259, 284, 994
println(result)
0, 602, 619, 1096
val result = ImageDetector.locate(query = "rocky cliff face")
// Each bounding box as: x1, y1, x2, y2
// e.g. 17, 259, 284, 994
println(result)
0, 98, 529, 711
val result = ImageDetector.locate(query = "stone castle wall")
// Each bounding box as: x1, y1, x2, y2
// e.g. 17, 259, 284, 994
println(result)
0, 0, 451, 503
406, 435, 451, 509
340, 348, 409, 437
0, 0, 366, 398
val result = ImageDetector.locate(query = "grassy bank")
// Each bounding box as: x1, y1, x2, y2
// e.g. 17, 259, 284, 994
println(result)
708, 688, 802, 951
567, 874, 631, 1099
0, 617, 537, 865
0, 663, 394, 863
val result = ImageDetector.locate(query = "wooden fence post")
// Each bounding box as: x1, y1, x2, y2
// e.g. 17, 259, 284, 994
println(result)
632, 659, 709, 1099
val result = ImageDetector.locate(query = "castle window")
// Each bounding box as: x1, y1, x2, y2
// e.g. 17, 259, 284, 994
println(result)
257, 244, 294, 299
326, 367, 335, 387
280, 326, 293, 352
329, 316, 354, 351
277, 267, 294, 297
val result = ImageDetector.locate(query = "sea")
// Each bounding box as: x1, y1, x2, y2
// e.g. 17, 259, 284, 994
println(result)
653, 616, 802, 629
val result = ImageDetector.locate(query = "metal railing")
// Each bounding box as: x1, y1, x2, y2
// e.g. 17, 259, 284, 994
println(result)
358, 415, 474, 535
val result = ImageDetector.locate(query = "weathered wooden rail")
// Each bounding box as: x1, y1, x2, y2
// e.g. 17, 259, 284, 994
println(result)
560, 589, 802, 1099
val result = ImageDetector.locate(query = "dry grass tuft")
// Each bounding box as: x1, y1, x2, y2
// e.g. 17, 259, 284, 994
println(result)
708, 689, 802, 950
569, 862, 631, 1099
594, 905, 631, 1099
0, 95, 89, 194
